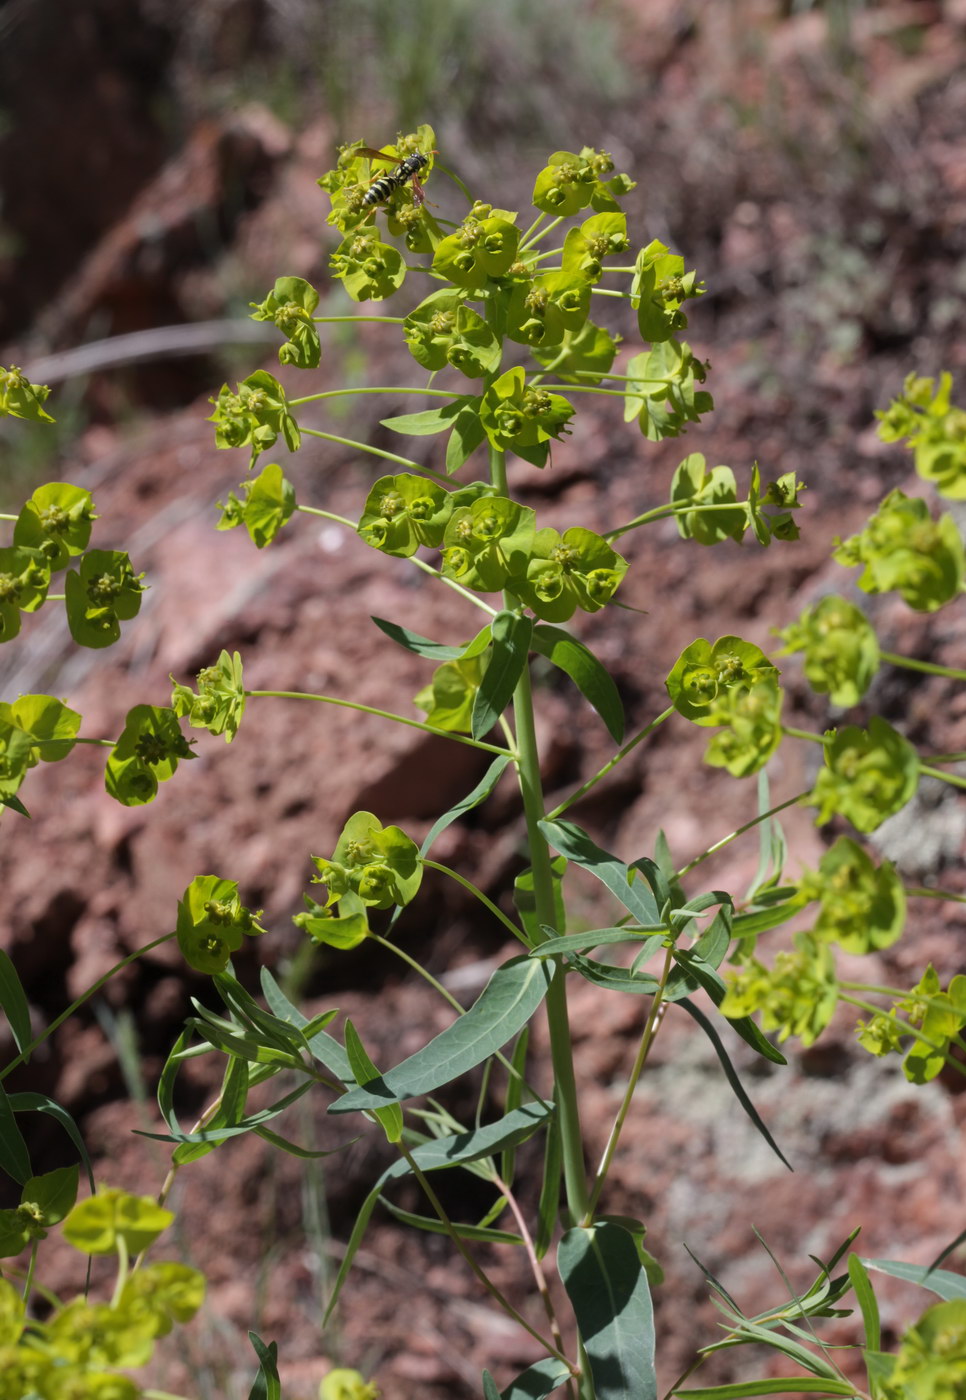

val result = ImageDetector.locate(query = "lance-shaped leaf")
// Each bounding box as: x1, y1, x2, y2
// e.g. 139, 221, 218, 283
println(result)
539, 819, 660, 927
489, 1357, 574, 1400
0, 948, 31, 1059
558, 1221, 656, 1400
329, 957, 553, 1114
472, 610, 532, 739
532, 624, 624, 741
247, 1332, 281, 1400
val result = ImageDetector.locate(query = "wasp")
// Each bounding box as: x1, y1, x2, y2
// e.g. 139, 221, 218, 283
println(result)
356, 147, 431, 210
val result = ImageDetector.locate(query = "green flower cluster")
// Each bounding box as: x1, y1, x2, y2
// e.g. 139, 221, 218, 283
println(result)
833, 488, 964, 612
809, 716, 919, 833
0, 1184, 203, 1400
0, 365, 53, 423
208, 370, 301, 471
671, 456, 802, 547
105, 705, 195, 807
0, 694, 80, 815
665, 636, 783, 777
357, 472, 627, 621
0, 482, 143, 653
175, 874, 265, 974
775, 594, 880, 707
856, 965, 966, 1084
217, 461, 296, 548
295, 811, 423, 949
877, 371, 966, 500
721, 938, 838, 1046
171, 650, 246, 742
799, 836, 905, 954
880, 1298, 966, 1400
250, 275, 322, 369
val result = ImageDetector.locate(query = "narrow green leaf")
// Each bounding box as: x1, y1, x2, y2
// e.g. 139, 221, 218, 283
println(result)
674, 1380, 855, 1398
532, 623, 625, 742
259, 967, 352, 1081
379, 1195, 522, 1244
138, 1080, 314, 1146
724, 1317, 843, 1378
6, 1092, 95, 1194
344, 1019, 403, 1142
664, 949, 787, 1066
0, 1082, 31, 1184
926, 1226, 966, 1276
558, 1221, 656, 1400
483, 1372, 502, 1400
1, 792, 30, 817
247, 1332, 281, 1400
501, 1027, 530, 1186
847, 1254, 880, 1352
862, 1257, 966, 1300
381, 399, 469, 436
535, 1111, 562, 1260
499, 1356, 573, 1399
676, 998, 792, 1170
324, 1101, 553, 1321
540, 819, 660, 926
371, 616, 491, 661
732, 899, 804, 941
446, 403, 486, 474
0, 949, 31, 1059
530, 927, 664, 959
329, 956, 553, 1115
567, 953, 661, 995
472, 611, 532, 740
419, 753, 512, 857
252, 1125, 347, 1159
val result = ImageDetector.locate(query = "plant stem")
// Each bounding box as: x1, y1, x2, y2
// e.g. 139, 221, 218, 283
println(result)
289, 386, 456, 406
920, 763, 966, 791
839, 995, 966, 1078
245, 690, 511, 757
488, 438, 591, 1230
301, 427, 451, 485
492, 1173, 571, 1372
881, 650, 966, 682
584, 945, 674, 1221
0, 933, 176, 1083
423, 860, 529, 945
676, 792, 808, 877
546, 708, 674, 820
310, 315, 404, 326
904, 886, 966, 903
780, 726, 828, 745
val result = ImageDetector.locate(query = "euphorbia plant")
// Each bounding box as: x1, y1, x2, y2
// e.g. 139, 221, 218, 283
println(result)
2, 128, 966, 1399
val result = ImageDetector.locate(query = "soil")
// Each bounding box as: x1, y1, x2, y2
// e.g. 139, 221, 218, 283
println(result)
2, 5, 965, 1398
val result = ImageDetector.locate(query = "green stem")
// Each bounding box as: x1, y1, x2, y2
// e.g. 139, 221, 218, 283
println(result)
676, 792, 808, 878
923, 751, 966, 764
422, 859, 529, 945
289, 385, 456, 407
0, 512, 17, 521
920, 763, 966, 791
882, 650, 966, 682
904, 886, 966, 904
519, 214, 563, 251
546, 708, 674, 821
301, 427, 451, 485
489, 438, 590, 1228
0, 933, 176, 1083
310, 315, 404, 325
400, 1143, 574, 1368
245, 690, 510, 757
584, 945, 674, 1221
295, 505, 356, 529
781, 726, 828, 745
